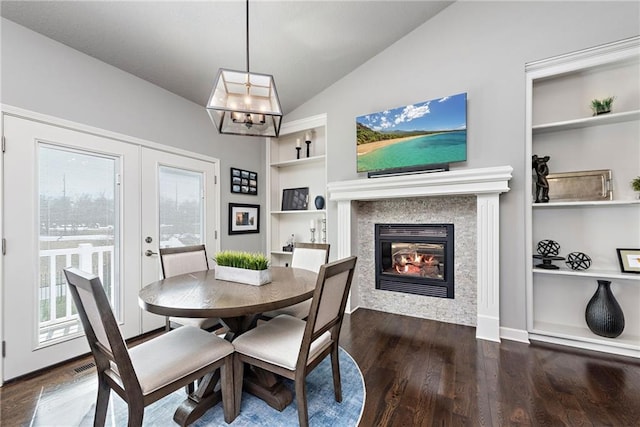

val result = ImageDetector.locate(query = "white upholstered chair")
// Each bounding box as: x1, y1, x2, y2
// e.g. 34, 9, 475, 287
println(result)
159, 244, 221, 331
232, 256, 357, 427
262, 243, 330, 320
63, 267, 236, 426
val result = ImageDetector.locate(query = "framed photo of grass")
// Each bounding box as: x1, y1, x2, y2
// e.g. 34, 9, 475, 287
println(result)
229, 203, 260, 234
230, 167, 258, 195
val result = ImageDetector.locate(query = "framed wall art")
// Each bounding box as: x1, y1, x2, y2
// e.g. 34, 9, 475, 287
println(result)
229, 203, 260, 234
281, 187, 309, 211
231, 167, 258, 195
616, 248, 640, 274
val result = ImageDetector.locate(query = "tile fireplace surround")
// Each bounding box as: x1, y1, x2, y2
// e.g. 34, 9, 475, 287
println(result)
328, 166, 512, 342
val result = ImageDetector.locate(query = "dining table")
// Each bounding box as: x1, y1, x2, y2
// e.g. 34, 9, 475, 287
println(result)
138, 266, 318, 426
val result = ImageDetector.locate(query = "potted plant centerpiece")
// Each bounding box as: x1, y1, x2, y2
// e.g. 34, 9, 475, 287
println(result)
213, 250, 271, 286
631, 176, 640, 199
590, 96, 615, 116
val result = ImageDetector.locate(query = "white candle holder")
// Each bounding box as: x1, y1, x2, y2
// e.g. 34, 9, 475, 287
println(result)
310, 227, 316, 243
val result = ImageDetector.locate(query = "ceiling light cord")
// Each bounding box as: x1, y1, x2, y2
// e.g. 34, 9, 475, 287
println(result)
245, 0, 250, 74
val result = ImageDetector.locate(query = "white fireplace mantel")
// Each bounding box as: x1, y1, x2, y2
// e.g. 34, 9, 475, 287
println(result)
327, 166, 513, 342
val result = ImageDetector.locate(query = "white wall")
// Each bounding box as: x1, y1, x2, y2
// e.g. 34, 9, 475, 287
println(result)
285, 1, 640, 331
0, 18, 266, 252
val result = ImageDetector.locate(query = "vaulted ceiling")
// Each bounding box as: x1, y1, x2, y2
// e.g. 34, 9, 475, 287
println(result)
1, 1, 453, 114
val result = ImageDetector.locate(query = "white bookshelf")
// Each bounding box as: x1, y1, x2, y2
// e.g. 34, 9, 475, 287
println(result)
525, 36, 640, 358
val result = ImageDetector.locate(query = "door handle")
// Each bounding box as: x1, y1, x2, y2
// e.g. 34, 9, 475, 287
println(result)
145, 249, 158, 257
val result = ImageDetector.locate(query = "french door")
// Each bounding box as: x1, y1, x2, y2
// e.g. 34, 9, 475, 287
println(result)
2, 116, 219, 380
140, 148, 219, 332
2, 116, 141, 379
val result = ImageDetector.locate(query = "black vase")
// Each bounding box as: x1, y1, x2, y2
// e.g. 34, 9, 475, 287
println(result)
314, 195, 325, 210
585, 280, 625, 338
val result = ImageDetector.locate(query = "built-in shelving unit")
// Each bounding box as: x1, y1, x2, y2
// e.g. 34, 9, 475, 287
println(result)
525, 36, 640, 358
532, 109, 640, 134
266, 114, 328, 266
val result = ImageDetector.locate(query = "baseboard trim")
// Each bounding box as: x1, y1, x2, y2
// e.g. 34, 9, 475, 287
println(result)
500, 327, 530, 343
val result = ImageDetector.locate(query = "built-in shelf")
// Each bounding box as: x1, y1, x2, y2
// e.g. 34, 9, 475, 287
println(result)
531, 321, 640, 351
270, 155, 325, 168
533, 268, 640, 281
270, 251, 293, 256
532, 200, 640, 208
525, 37, 640, 358
270, 210, 327, 215
267, 114, 328, 267
532, 109, 640, 134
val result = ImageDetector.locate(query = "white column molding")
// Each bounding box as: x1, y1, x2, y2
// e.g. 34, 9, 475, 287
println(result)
475, 193, 501, 342
336, 200, 353, 259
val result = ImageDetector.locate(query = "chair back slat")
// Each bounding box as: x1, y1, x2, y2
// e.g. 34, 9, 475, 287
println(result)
75, 284, 111, 352
313, 270, 351, 333
299, 256, 357, 365
160, 245, 209, 278
63, 268, 140, 392
291, 243, 330, 274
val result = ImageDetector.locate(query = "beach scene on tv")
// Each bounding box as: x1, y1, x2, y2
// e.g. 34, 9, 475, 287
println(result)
356, 92, 467, 173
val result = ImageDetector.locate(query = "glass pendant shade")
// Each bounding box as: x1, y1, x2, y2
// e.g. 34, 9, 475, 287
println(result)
207, 68, 282, 137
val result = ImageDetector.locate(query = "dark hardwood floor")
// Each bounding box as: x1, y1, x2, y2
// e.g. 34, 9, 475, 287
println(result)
2, 308, 639, 426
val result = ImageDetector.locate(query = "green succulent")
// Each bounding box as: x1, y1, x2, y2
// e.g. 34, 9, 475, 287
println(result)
214, 250, 269, 270
631, 176, 640, 192
590, 96, 615, 115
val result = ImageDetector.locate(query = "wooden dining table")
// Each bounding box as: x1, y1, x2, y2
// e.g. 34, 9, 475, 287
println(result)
138, 266, 318, 426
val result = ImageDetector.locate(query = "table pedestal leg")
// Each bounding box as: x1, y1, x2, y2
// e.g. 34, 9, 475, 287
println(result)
173, 371, 221, 426
243, 366, 293, 411
221, 315, 293, 411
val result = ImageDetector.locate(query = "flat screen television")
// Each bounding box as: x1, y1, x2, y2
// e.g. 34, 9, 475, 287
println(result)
356, 92, 467, 176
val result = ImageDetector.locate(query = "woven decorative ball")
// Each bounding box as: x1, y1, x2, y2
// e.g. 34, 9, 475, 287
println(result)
565, 252, 592, 270
537, 239, 560, 256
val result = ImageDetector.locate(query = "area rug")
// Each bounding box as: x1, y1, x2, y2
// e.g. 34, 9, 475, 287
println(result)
31, 347, 364, 426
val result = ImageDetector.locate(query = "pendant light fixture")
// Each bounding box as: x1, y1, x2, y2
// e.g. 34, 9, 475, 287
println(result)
206, 0, 282, 137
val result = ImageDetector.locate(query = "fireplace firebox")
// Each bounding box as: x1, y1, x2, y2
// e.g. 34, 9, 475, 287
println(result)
375, 223, 454, 298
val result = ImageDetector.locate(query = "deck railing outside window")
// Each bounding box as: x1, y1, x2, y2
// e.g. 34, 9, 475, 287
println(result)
39, 243, 114, 343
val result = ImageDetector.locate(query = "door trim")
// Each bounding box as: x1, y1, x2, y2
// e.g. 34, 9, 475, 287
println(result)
1, 104, 221, 384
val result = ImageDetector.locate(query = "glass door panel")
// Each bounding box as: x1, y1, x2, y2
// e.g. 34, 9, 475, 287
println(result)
38, 144, 120, 344
158, 166, 204, 248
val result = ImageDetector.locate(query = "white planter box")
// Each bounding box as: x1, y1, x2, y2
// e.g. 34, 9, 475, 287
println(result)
214, 265, 272, 286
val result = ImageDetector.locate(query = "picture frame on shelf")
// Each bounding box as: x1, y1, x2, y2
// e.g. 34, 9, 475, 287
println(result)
616, 248, 640, 274
281, 187, 309, 210
230, 167, 258, 195
229, 203, 260, 235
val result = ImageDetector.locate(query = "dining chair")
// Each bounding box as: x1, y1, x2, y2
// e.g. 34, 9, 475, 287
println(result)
159, 244, 222, 332
63, 267, 236, 426
232, 256, 357, 427
261, 243, 330, 320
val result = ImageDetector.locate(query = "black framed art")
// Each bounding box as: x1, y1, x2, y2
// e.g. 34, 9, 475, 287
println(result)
229, 203, 260, 234
281, 187, 309, 210
616, 248, 640, 274
231, 167, 258, 195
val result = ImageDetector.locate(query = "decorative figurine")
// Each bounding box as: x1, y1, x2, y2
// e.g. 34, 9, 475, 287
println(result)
282, 234, 295, 252
532, 154, 550, 203
533, 239, 564, 269
565, 252, 592, 270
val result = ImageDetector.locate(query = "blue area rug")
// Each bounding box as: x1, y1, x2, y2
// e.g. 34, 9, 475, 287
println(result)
32, 347, 364, 426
